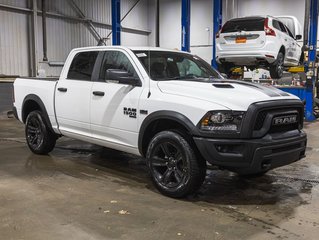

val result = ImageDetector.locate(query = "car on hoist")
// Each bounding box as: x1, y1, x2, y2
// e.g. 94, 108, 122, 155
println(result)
216, 15, 303, 79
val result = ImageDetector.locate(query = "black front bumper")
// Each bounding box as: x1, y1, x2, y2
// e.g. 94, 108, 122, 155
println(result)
194, 131, 307, 174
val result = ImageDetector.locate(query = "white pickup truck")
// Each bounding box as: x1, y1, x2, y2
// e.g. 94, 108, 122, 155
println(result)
13, 46, 307, 198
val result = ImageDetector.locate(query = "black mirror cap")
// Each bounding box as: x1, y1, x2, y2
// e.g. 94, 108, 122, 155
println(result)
106, 69, 141, 86
295, 34, 302, 40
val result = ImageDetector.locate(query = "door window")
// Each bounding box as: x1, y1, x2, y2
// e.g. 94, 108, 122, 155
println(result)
99, 51, 138, 81
272, 20, 281, 31
278, 21, 289, 35
67, 51, 99, 80
277, 17, 296, 37
284, 25, 295, 38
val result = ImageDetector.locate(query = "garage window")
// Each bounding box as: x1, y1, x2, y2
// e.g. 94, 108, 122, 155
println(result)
67, 51, 99, 80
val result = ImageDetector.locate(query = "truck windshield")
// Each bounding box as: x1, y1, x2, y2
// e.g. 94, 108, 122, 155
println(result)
133, 50, 222, 81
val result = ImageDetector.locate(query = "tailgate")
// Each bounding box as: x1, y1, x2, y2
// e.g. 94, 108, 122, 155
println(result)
218, 17, 266, 50
219, 31, 266, 50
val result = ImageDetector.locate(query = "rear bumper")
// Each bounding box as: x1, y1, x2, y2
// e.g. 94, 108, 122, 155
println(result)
217, 50, 278, 66
194, 131, 307, 174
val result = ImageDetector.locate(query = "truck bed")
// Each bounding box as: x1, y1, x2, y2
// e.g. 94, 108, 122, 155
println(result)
18, 77, 59, 81
13, 78, 59, 132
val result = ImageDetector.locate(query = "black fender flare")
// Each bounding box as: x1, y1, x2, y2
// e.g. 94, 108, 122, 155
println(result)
22, 94, 55, 133
138, 110, 200, 156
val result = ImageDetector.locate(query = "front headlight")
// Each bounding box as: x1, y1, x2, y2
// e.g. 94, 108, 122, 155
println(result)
199, 111, 245, 133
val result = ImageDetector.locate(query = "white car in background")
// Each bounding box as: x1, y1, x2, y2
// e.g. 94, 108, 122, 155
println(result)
216, 16, 303, 79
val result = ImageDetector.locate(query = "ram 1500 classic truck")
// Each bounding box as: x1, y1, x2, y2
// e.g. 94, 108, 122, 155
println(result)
13, 46, 307, 198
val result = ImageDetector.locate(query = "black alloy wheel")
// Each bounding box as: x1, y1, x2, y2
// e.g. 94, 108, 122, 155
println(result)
147, 131, 206, 198
270, 51, 284, 79
25, 111, 56, 154
150, 141, 187, 188
26, 114, 44, 150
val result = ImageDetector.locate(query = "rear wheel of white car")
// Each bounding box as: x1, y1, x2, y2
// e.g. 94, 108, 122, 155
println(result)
146, 131, 206, 198
25, 110, 56, 155
299, 53, 304, 65
270, 52, 284, 79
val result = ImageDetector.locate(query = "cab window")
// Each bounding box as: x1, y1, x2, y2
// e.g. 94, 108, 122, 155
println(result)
67, 51, 98, 80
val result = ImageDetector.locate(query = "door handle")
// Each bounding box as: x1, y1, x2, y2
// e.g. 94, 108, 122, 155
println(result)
57, 87, 67, 92
93, 91, 105, 96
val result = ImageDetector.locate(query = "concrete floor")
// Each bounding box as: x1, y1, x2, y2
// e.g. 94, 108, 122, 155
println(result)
1, 103, 319, 239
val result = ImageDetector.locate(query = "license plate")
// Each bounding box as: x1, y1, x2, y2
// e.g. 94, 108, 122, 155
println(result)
236, 37, 246, 43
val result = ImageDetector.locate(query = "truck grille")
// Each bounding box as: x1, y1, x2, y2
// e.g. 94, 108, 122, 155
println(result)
254, 110, 267, 130
268, 123, 299, 134
252, 107, 303, 137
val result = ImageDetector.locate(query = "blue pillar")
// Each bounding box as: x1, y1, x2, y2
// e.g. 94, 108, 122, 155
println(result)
112, 0, 121, 45
305, 0, 318, 121
181, 0, 190, 52
212, 0, 222, 68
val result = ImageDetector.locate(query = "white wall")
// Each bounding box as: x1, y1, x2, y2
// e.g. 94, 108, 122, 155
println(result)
190, 0, 213, 63
235, 0, 305, 32
156, 0, 213, 62
0, 0, 150, 77
159, 0, 181, 50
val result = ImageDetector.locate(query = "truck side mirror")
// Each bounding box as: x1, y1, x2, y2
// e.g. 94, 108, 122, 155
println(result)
105, 69, 141, 86
295, 34, 302, 40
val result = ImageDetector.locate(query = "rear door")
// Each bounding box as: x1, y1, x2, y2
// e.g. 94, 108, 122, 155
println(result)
218, 17, 266, 50
55, 51, 98, 136
278, 21, 295, 64
284, 25, 301, 64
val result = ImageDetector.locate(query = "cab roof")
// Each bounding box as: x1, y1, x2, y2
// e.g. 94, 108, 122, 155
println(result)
70, 45, 185, 53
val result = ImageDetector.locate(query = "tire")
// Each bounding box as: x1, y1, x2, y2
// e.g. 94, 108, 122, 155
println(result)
270, 51, 284, 79
299, 53, 304, 65
146, 131, 206, 198
25, 110, 57, 155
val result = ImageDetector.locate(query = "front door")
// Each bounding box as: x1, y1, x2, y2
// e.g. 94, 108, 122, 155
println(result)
90, 50, 143, 150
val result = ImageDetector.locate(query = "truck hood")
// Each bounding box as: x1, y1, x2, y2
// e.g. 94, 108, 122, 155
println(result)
157, 80, 298, 110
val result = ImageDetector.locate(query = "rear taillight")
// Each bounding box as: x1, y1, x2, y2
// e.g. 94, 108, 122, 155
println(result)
264, 18, 276, 36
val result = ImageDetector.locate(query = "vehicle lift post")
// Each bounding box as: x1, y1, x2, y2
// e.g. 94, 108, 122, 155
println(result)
305, 0, 318, 121
181, 0, 191, 52
212, 0, 222, 68
112, 0, 121, 45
